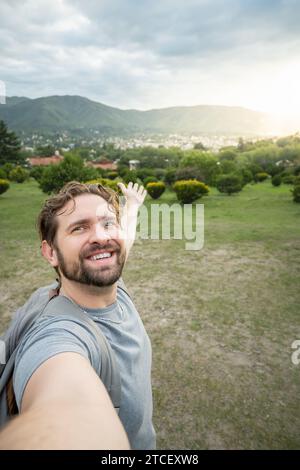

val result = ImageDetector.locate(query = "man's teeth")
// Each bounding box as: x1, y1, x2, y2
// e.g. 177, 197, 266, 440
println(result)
91, 252, 112, 260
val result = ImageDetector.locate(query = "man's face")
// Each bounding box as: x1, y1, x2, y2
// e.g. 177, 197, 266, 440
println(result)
52, 194, 126, 287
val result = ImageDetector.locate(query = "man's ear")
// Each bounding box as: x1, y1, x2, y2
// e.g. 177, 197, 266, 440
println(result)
41, 240, 59, 267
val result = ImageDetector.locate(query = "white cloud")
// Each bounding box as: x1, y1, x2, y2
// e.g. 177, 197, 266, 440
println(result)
0, 0, 299, 125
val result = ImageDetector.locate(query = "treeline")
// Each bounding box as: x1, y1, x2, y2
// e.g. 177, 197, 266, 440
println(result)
0, 119, 300, 202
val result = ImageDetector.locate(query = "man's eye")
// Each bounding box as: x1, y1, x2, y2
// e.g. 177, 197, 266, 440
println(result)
105, 220, 116, 228
72, 226, 86, 232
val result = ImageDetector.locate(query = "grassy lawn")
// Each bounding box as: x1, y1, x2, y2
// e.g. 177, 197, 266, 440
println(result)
1, 179, 300, 449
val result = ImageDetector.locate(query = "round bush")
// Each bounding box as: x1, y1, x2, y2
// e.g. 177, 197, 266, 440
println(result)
9, 166, 29, 183
144, 176, 158, 186
216, 174, 243, 195
292, 185, 300, 203
254, 172, 269, 182
173, 180, 209, 203
0, 178, 10, 195
272, 174, 282, 187
146, 181, 166, 199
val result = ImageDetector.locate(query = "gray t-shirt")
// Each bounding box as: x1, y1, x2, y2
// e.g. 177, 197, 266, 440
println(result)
13, 287, 156, 450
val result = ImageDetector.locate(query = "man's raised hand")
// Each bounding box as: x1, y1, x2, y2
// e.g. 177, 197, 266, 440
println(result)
117, 182, 147, 209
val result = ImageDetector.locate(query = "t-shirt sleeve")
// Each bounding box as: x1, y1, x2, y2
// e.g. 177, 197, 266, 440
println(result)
13, 316, 102, 411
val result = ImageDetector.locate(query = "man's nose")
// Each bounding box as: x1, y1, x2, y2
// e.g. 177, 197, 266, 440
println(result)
89, 223, 111, 243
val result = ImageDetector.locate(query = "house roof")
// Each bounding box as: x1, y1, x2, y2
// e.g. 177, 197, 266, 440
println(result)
28, 155, 63, 166
87, 161, 117, 170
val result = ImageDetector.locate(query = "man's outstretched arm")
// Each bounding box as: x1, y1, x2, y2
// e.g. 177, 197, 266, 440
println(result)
0, 352, 130, 450
118, 182, 147, 259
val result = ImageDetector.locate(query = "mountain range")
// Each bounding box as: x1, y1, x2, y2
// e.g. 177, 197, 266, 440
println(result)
0, 95, 269, 135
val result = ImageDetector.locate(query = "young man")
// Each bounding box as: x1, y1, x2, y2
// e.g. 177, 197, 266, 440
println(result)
0, 181, 156, 450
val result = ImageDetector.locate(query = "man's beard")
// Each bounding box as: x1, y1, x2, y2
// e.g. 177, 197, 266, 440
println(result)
55, 241, 126, 287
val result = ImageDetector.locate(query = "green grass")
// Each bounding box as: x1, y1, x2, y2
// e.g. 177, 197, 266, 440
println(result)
1, 179, 300, 449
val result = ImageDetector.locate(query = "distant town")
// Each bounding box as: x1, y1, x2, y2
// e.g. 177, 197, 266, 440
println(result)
20, 131, 269, 155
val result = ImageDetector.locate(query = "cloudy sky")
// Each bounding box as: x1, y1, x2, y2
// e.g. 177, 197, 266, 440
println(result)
0, 0, 299, 123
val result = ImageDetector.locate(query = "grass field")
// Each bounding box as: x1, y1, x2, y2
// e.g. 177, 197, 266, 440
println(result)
1, 179, 300, 449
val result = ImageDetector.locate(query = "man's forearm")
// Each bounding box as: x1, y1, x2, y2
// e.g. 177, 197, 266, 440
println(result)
0, 402, 130, 450
121, 204, 139, 258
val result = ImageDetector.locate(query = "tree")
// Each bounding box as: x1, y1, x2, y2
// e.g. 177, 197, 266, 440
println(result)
35, 145, 56, 157
179, 150, 220, 186
194, 142, 207, 150
39, 155, 98, 193
0, 120, 22, 165
216, 174, 243, 195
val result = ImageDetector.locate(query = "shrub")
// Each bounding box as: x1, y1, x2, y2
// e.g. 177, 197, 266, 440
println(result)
1, 163, 14, 178
216, 174, 243, 195
164, 168, 177, 185
294, 175, 300, 185
292, 185, 300, 203
144, 176, 158, 186
154, 168, 166, 180
254, 172, 269, 182
117, 165, 130, 178
85, 178, 122, 193
272, 174, 282, 187
0, 168, 7, 179
240, 168, 253, 185
282, 174, 296, 185
30, 166, 46, 183
173, 180, 209, 203
122, 170, 138, 184
106, 171, 119, 180
136, 168, 156, 181
146, 181, 166, 199
175, 166, 204, 183
280, 169, 293, 178
39, 155, 98, 193
0, 178, 10, 195
9, 166, 29, 183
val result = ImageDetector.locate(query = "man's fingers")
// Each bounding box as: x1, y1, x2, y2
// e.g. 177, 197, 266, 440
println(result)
117, 182, 126, 194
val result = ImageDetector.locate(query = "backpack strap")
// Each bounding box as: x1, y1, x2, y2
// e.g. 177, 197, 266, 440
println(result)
42, 295, 121, 413
117, 278, 131, 299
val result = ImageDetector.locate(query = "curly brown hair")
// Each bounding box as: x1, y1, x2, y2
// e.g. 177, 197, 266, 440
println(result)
37, 181, 120, 245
